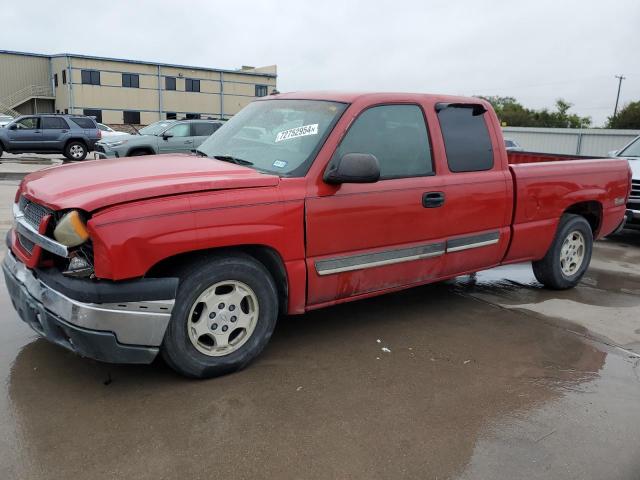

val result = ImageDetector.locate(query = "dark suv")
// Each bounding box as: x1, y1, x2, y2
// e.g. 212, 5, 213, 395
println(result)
0, 114, 101, 161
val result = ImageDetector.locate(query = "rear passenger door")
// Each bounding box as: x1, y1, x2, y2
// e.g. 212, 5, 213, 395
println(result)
40, 116, 70, 149
191, 122, 220, 148
305, 104, 447, 305
435, 104, 512, 276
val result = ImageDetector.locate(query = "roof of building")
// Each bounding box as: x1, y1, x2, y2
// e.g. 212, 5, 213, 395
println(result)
0, 49, 277, 78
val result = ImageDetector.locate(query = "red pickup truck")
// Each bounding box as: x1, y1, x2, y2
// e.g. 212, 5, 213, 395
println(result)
4, 92, 631, 378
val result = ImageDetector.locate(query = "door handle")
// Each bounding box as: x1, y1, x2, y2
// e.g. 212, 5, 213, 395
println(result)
184, 140, 193, 144
422, 191, 445, 208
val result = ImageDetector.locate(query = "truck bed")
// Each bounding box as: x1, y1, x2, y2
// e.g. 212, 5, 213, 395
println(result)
507, 150, 601, 165
503, 152, 630, 264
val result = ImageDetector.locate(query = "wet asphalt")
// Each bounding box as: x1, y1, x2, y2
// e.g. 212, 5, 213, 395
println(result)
0, 179, 638, 480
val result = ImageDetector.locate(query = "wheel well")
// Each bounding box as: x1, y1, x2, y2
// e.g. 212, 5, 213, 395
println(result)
127, 147, 154, 156
564, 201, 602, 235
65, 138, 87, 149
147, 245, 289, 314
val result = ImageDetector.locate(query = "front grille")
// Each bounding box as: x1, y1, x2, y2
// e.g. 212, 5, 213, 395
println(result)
19, 197, 53, 229
17, 233, 35, 254
95, 144, 105, 153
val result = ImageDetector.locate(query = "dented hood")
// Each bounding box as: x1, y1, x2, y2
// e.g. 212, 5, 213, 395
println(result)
20, 154, 280, 212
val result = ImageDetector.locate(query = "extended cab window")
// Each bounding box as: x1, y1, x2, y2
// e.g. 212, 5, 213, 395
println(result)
334, 105, 433, 179
192, 122, 218, 136
437, 105, 494, 172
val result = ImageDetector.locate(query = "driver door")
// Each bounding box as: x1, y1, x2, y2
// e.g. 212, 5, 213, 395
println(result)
7, 117, 42, 151
158, 122, 194, 154
305, 104, 446, 306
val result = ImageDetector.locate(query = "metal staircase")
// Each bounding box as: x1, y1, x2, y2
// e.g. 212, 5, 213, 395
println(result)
0, 85, 54, 117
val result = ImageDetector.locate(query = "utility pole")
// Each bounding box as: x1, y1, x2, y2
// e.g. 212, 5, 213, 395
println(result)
613, 74, 626, 120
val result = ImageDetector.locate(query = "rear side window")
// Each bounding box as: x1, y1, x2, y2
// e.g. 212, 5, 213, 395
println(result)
41, 117, 69, 129
437, 105, 494, 172
334, 104, 433, 179
192, 122, 218, 136
69, 117, 95, 128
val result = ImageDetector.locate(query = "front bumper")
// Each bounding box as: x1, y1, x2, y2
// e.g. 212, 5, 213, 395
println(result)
2, 252, 175, 364
625, 208, 640, 229
94, 144, 119, 160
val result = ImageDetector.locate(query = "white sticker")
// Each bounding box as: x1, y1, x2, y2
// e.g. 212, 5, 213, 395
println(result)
273, 160, 288, 168
275, 124, 319, 143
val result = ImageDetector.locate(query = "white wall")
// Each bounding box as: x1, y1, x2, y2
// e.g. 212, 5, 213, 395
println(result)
502, 127, 640, 156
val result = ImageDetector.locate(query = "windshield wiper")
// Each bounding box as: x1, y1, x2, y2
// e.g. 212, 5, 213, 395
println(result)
213, 155, 254, 166
194, 148, 209, 157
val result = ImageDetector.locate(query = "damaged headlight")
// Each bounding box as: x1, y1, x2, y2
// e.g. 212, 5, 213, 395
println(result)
106, 140, 127, 147
53, 210, 90, 247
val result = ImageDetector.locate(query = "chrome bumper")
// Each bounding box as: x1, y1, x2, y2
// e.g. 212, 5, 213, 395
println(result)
3, 251, 173, 348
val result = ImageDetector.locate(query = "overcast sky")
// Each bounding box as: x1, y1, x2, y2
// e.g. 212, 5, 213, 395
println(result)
1, 0, 638, 126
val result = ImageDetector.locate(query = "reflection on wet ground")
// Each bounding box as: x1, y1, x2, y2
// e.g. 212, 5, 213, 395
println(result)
0, 231, 639, 479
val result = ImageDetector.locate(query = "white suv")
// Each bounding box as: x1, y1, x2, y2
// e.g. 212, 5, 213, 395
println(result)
611, 136, 640, 230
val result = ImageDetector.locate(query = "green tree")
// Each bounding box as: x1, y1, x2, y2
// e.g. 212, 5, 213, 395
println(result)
607, 101, 640, 129
478, 96, 591, 128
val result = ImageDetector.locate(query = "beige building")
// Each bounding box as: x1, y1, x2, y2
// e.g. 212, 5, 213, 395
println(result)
0, 50, 277, 124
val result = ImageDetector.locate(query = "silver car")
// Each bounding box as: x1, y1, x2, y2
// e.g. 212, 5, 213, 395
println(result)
94, 119, 222, 159
0, 115, 14, 127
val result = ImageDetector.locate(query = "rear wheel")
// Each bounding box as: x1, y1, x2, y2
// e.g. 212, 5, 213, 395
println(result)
162, 254, 279, 378
64, 141, 87, 161
0, 144, 3, 158
532, 214, 593, 289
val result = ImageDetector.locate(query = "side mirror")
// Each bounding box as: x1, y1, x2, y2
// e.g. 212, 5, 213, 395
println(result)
608, 150, 619, 158
162, 132, 174, 140
8, 124, 17, 130
324, 153, 380, 184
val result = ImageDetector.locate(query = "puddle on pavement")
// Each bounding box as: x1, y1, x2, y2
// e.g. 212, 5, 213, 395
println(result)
3, 278, 636, 479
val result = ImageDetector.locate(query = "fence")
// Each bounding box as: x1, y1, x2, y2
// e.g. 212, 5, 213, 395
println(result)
501, 127, 640, 157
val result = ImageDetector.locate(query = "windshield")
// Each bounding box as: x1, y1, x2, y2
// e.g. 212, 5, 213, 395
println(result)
139, 120, 177, 136
619, 137, 640, 158
196, 99, 347, 176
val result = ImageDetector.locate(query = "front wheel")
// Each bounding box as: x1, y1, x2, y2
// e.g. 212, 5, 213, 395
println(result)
532, 214, 593, 290
64, 141, 87, 161
162, 254, 279, 378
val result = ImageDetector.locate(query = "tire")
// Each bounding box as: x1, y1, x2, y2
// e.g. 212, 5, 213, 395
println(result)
128, 149, 151, 157
64, 141, 87, 161
0, 143, 3, 158
162, 254, 279, 378
532, 214, 593, 290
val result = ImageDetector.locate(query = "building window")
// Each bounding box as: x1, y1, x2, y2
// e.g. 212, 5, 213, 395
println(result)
62, 70, 67, 85
64, 108, 68, 114
123, 111, 141, 125
54, 74, 58, 88
122, 73, 140, 88
81, 69, 101, 85
83, 109, 103, 123
255, 85, 268, 97
185, 113, 201, 119
185, 78, 200, 92
165, 77, 176, 90
166, 112, 177, 120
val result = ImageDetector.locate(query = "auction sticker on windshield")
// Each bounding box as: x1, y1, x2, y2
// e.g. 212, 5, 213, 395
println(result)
275, 124, 319, 143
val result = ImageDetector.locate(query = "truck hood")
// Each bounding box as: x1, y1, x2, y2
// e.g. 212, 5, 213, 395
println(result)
20, 154, 280, 212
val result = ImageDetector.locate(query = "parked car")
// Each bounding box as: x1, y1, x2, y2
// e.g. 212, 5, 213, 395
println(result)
0, 114, 100, 160
3, 92, 630, 378
0, 115, 13, 127
94, 119, 222, 159
504, 138, 524, 151
609, 136, 639, 230
97, 123, 128, 138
